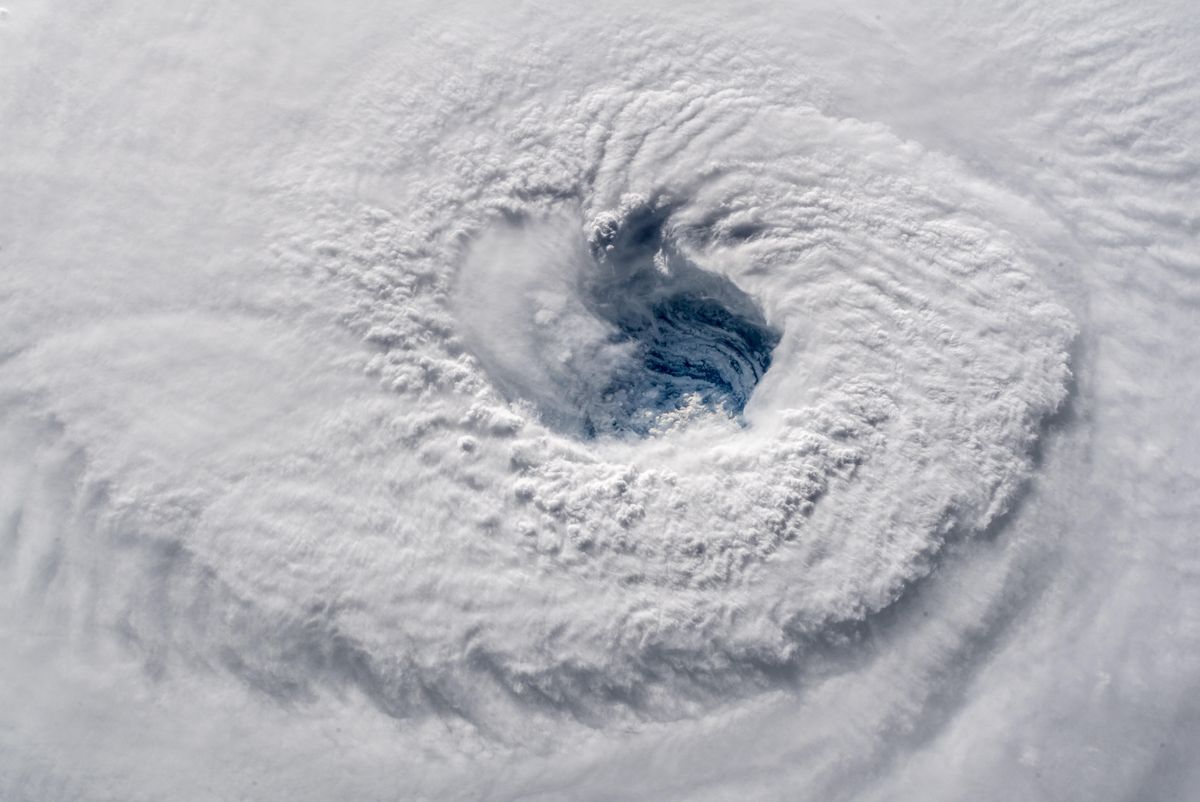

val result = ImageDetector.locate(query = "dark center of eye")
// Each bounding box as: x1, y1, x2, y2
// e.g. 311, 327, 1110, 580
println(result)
578, 203, 779, 437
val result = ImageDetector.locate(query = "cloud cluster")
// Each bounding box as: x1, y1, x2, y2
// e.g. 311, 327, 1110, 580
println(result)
0, 1, 1196, 800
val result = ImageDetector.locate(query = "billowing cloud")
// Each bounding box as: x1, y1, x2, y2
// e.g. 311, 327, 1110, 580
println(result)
1, 1, 1197, 800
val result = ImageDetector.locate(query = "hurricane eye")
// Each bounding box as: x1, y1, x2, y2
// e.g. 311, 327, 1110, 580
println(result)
455, 203, 780, 439
579, 212, 779, 436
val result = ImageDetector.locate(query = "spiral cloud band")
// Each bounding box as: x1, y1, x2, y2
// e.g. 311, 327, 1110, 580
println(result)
1, 1, 1197, 800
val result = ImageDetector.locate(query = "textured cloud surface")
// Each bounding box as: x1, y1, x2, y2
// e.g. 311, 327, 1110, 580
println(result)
2, 1, 1198, 800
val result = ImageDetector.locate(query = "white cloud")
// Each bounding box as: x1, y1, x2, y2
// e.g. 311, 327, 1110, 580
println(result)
0, 0, 1197, 799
